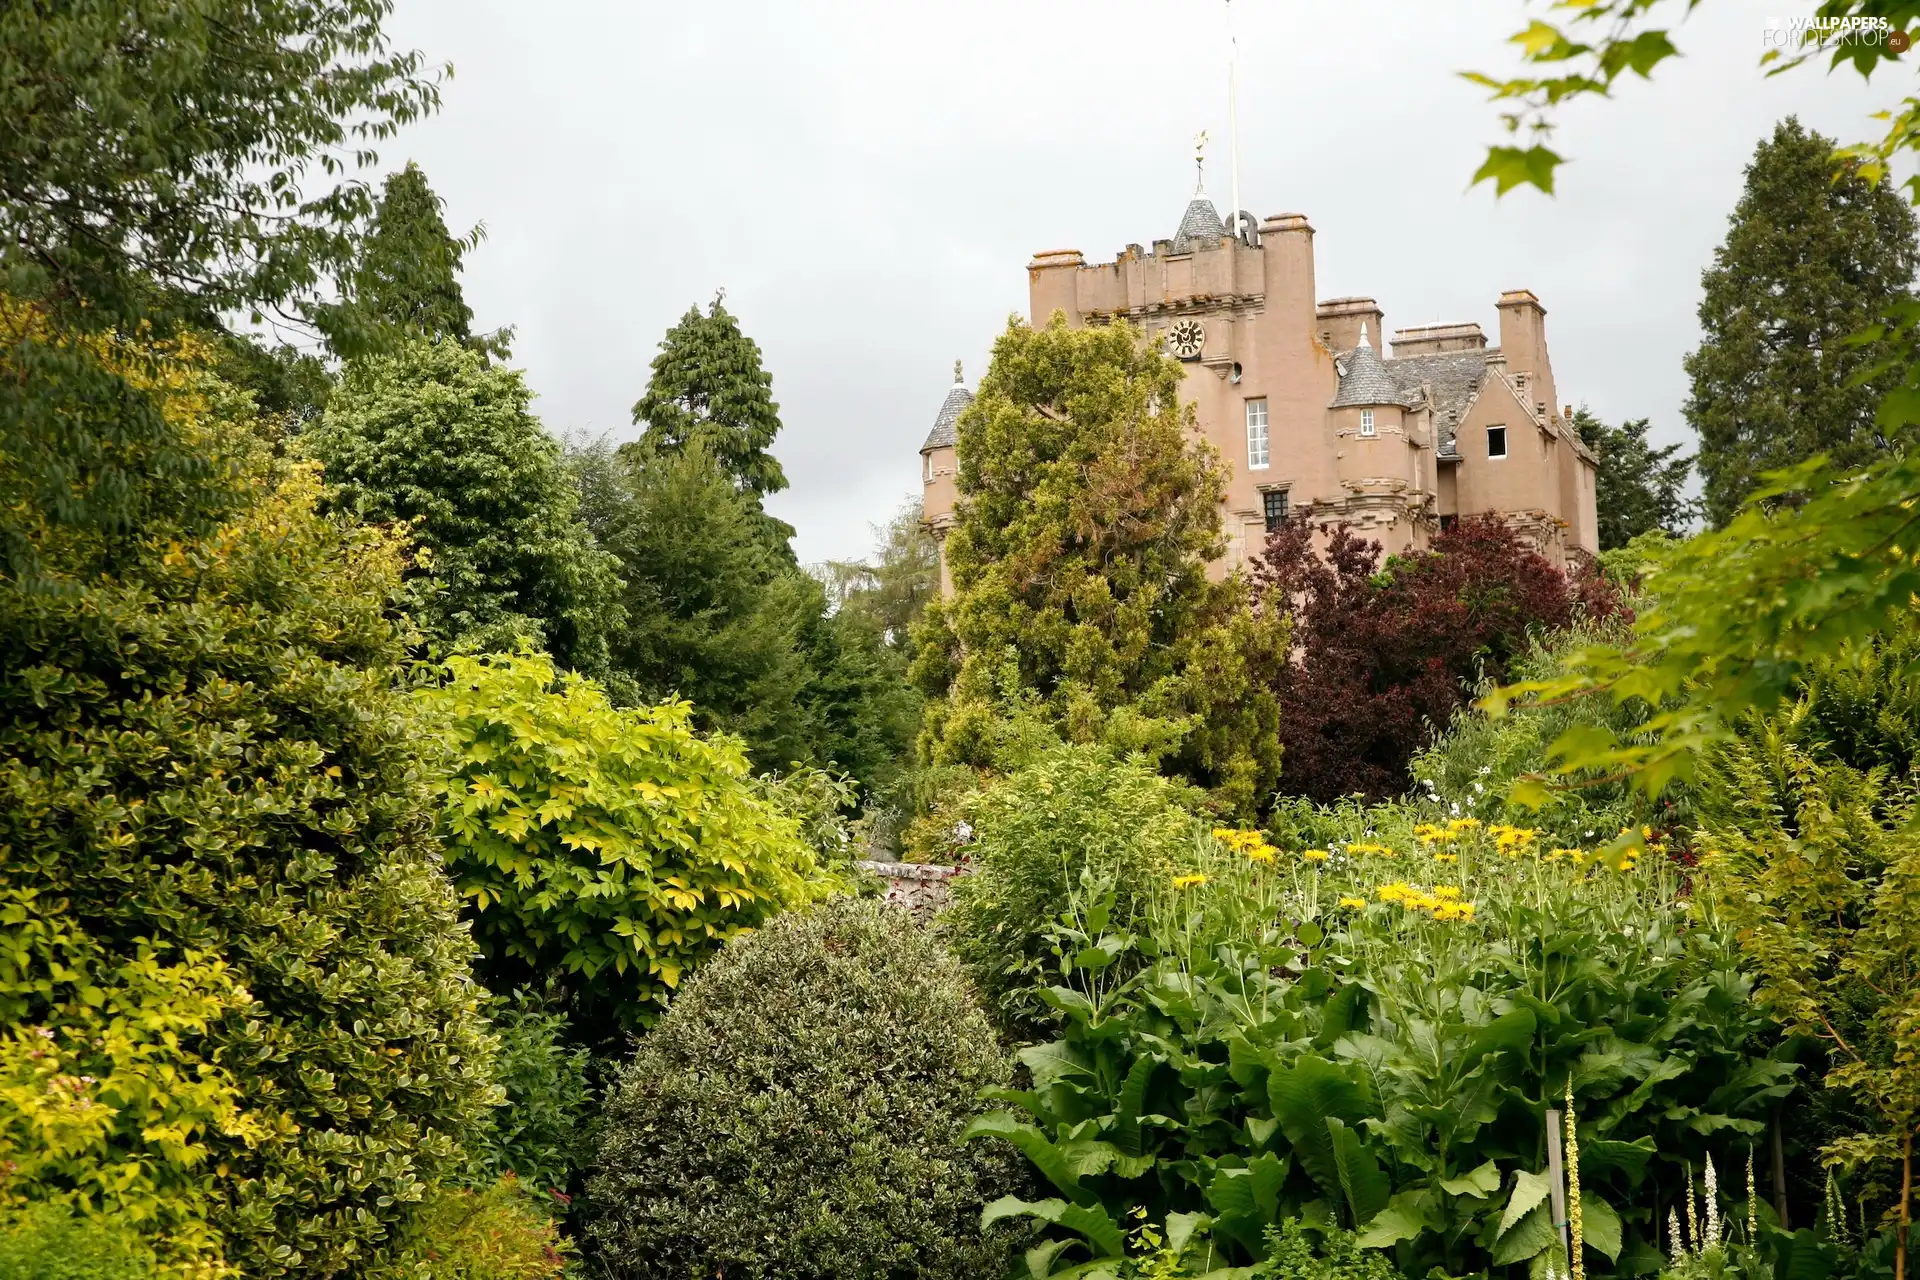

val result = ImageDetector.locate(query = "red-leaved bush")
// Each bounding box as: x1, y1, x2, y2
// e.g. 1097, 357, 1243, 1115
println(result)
1251, 517, 1620, 803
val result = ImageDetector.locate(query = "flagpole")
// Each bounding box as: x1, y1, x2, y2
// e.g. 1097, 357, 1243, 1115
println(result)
1227, 0, 1242, 240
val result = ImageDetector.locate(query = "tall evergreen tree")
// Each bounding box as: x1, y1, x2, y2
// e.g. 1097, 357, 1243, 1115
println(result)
630, 297, 793, 547
1571, 407, 1699, 548
331, 161, 511, 357
1685, 117, 1920, 526
308, 338, 623, 676
909, 316, 1288, 816
570, 438, 917, 792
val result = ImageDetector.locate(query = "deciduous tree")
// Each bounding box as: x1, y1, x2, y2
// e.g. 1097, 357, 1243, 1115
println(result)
308, 337, 624, 677
1254, 518, 1614, 802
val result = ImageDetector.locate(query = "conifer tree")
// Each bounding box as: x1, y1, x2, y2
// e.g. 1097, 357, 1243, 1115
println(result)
1571, 407, 1698, 548
332, 161, 511, 358
1685, 118, 1920, 526
909, 315, 1287, 816
630, 297, 794, 548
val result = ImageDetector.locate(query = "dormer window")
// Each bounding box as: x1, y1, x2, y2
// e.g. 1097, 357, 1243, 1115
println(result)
1487, 425, 1508, 459
1360, 409, 1376, 437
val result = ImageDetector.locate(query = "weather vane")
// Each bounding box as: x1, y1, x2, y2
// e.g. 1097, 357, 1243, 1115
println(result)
1194, 129, 1210, 193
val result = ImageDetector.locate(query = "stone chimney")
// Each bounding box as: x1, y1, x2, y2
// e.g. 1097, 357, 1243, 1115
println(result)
1318, 296, 1384, 354
1259, 214, 1317, 338
1495, 289, 1557, 417
1028, 249, 1085, 325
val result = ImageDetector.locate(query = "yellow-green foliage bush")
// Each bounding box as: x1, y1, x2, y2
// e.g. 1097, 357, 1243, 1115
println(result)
0, 1203, 154, 1280
0, 309, 499, 1276
942, 743, 1205, 1033
393, 1179, 566, 1280
414, 652, 838, 1043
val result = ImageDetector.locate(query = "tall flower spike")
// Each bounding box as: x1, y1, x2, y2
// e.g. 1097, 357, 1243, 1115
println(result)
1669, 1209, 1686, 1266
1565, 1079, 1585, 1280
1704, 1154, 1721, 1246
1685, 1162, 1700, 1256
1747, 1148, 1759, 1243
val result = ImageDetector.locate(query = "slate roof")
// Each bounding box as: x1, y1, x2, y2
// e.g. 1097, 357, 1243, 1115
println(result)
1330, 332, 1415, 408
921, 381, 973, 451
1382, 347, 1496, 457
1172, 195, 1225, 253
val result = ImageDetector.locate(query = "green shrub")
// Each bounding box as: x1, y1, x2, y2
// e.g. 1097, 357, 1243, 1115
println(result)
1408, 619, 1680, 846
586, 896, 1027, 1280
414, 651, 838, 1046
393, 1179, 566, 1280
305, 337, 624, 679
0, 1205, 153, 1280
471, 993, 595, 1197
942, 743, 1205, 1033
0, 320, 499, 1275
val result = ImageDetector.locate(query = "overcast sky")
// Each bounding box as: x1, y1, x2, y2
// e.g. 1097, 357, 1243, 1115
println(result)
378, 0, 1891, 567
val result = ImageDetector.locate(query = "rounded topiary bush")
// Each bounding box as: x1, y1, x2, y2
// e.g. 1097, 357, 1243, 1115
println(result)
585, 897, 1026, 1280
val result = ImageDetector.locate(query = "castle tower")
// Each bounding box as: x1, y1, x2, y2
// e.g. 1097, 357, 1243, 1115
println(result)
919, 361, 969, 596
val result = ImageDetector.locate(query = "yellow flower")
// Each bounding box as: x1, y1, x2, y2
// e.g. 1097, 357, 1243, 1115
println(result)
1337, 896, 1368, 910
1171, 874, 1208, 890
1301, 849, 1331, 863
1432, 852, 1459, 864
1376, 882, 1413, 904
1433, 885, 1462, 899
1246, 846, 1277, 864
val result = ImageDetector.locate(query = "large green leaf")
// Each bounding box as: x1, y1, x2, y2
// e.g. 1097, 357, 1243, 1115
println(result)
1268, 1055, 1376, 1201
1498, 1169, 1554, 1238
1108, 1054, 1162, 1157
1492, 1202, 1557, 1266
1457, 1009, 1537, 1076
1166, 1211, 1212, 1257
1329, 1117, 1391, 1228
1355, 1189, 1441, 1248
1439, 1159, 1503, 1199
964, 1115, 1089, 1202
1578, 1137, 1655, 1182
1314, 982, 1368, 1048
1020, 1040, 1094, 1087
1579, 1190, 1622, 1262
983, 1195, 1126, 1262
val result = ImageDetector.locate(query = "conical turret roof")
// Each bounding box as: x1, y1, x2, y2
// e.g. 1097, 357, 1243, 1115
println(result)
1331, 325, 1413, 408
921, 361, 972, 450
1172, 194, 1225, 253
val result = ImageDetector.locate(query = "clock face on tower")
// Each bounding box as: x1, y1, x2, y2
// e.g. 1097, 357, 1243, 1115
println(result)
1166, 318, 1205, 360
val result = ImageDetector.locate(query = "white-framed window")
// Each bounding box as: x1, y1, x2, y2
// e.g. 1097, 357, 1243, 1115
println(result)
1246, 398, 1270, 469
1360, 409, 1376, 437
1487, 425, 1508, 459
923, 452, 933, 482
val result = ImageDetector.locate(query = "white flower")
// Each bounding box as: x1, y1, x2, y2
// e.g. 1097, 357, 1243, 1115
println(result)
952, 821, 973, 844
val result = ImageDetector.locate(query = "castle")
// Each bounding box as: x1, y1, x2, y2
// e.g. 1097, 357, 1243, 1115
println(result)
919, 183, 1599, 593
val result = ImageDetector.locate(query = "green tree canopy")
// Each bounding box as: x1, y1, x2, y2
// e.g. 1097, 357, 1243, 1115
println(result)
818, 494, 941, 647
629, 297, 793, 547
0, 0, 439, 583
333, 161, 508, 356
307, 337, 624, 677
1685, 118, 1919, 526
570, 437, 916, 790
1571, 407, 1698, 548
910, 315, 1287, 816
